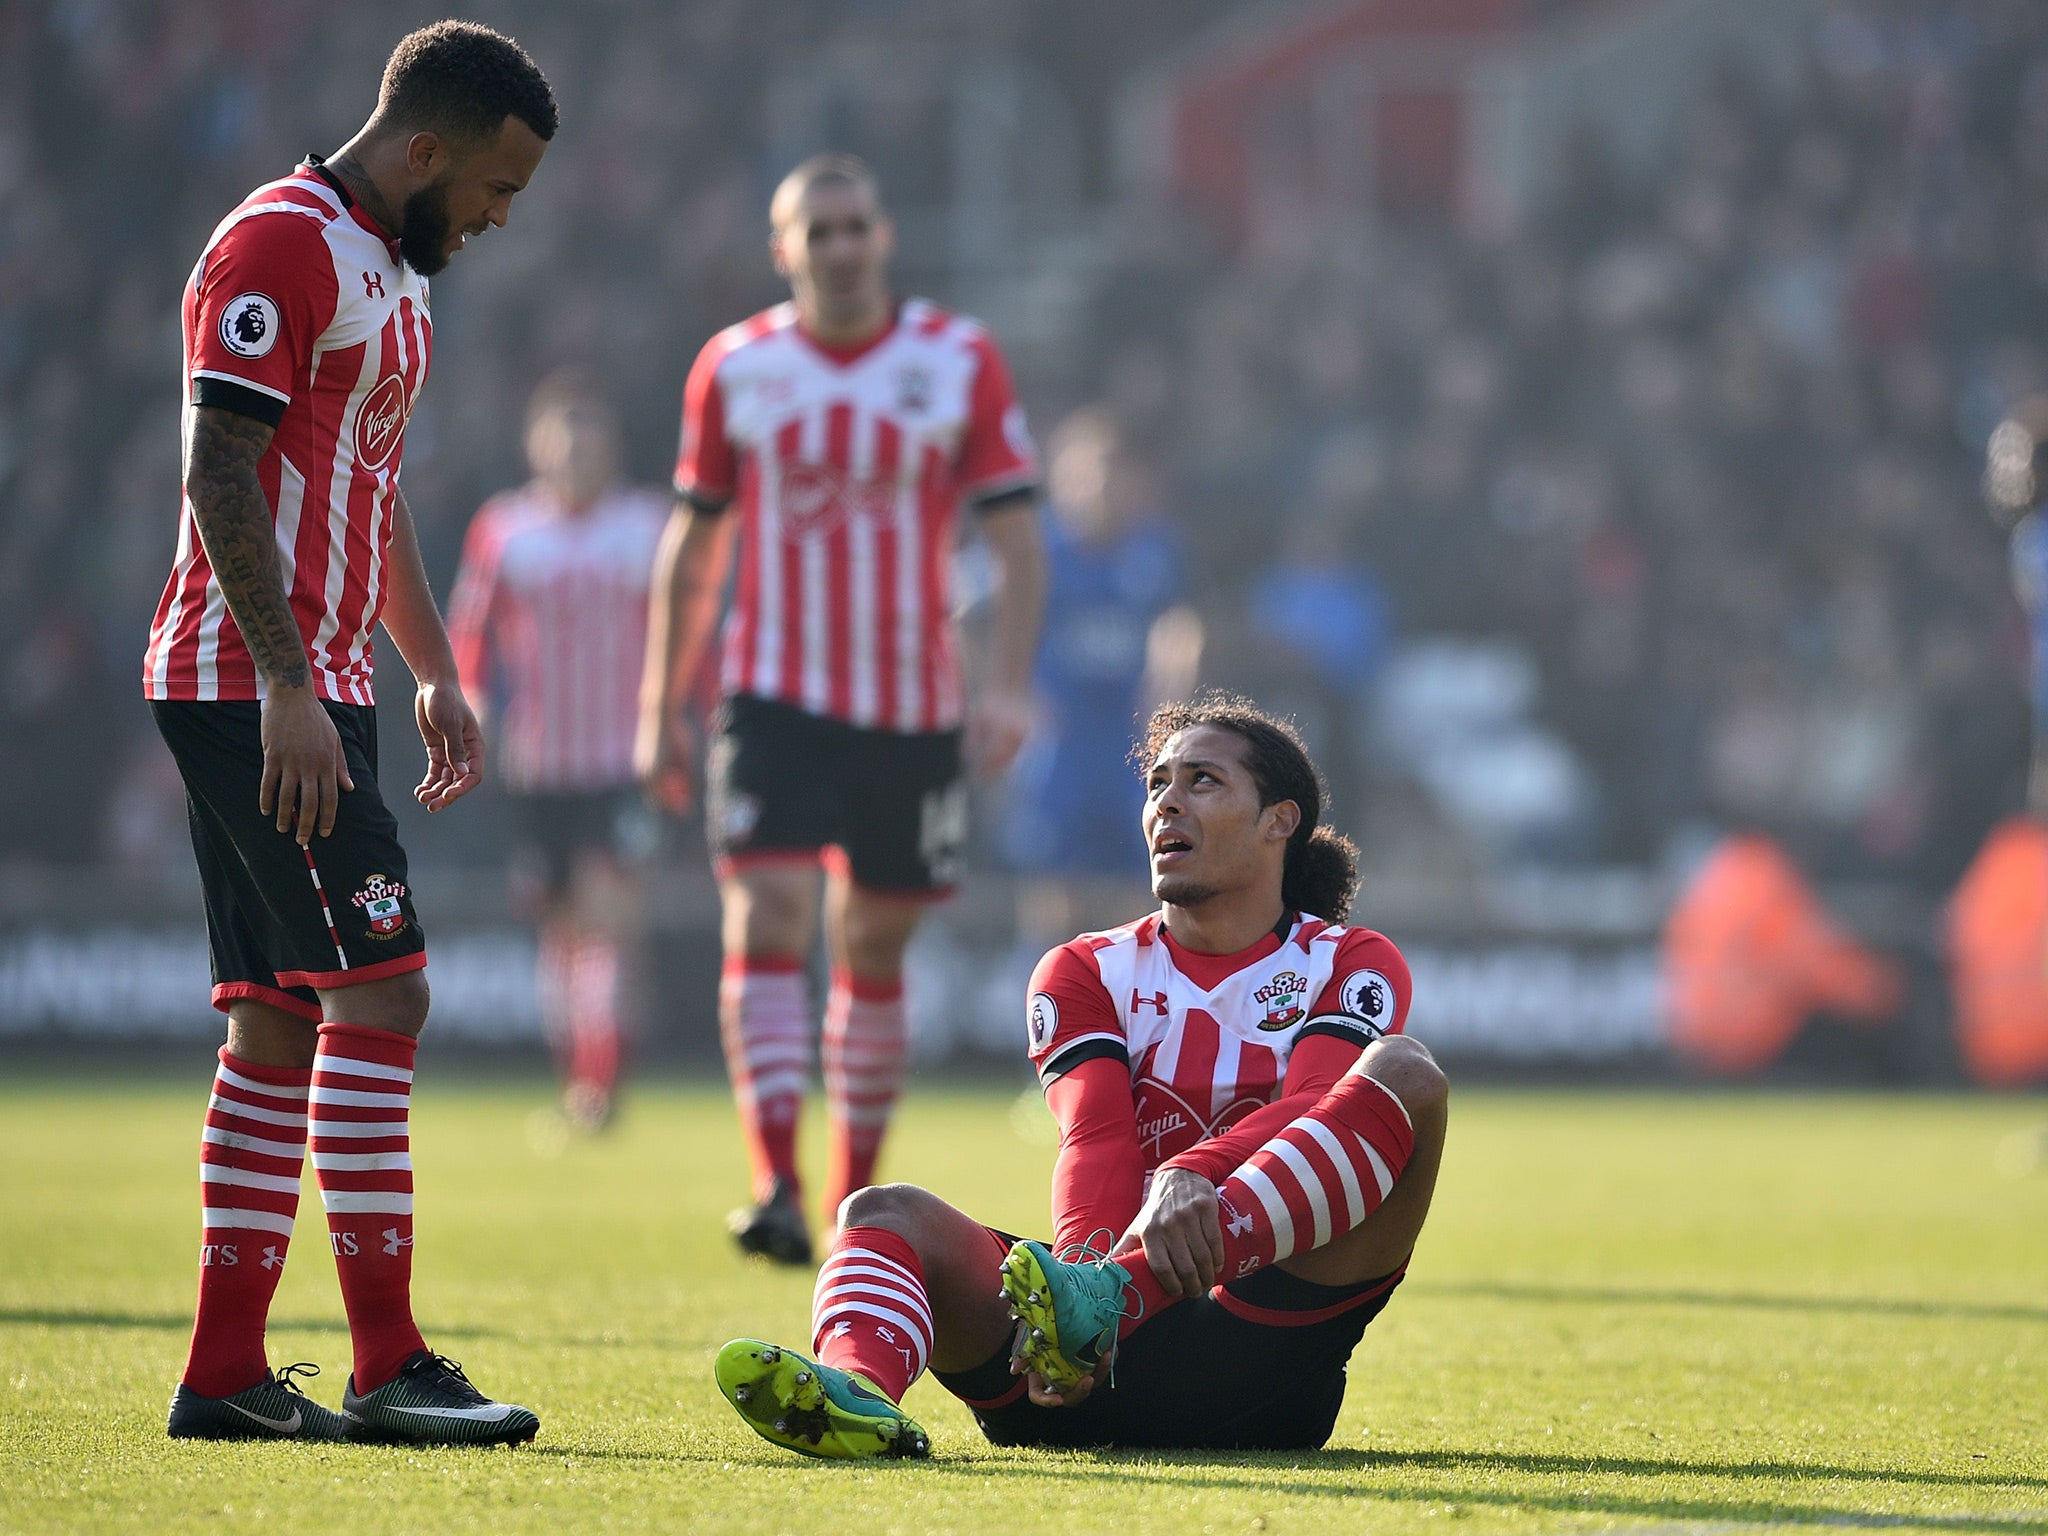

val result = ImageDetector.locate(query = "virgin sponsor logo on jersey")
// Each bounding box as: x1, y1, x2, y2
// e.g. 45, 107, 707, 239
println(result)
354, 374, 410, 471
351, 873, 408, 937
776, 460, 895, 540
1339, 969, 1395, 1029
1133, 1080, 1272, 1161
219, 293, 280, 358
1253, 970, 1309, 1031
1026, 992, 1058, 1054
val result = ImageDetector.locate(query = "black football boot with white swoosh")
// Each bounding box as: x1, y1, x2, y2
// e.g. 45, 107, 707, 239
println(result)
166, 1362, 354, 1441
342, 1350, 540, 1445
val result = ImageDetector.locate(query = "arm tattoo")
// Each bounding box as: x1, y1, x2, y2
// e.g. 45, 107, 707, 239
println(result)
186, 405, 309, 691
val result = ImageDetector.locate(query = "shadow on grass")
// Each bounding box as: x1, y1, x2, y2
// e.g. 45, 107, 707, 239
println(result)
1417, 1280, 2048, 1327
0, 1308, 505, 1340
918, 1447, 2046, 1531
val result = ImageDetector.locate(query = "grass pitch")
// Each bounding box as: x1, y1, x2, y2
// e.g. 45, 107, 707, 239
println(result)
2, 1072, 2045, 1534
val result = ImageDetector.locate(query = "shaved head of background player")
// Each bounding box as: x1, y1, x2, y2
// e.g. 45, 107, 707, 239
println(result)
638, 156, 1048, 1265
144, 22, 553, 1443
709, 694, 1447, 1458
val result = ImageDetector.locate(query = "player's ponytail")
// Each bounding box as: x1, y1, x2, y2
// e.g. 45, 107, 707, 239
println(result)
1137, 691, 1362, 920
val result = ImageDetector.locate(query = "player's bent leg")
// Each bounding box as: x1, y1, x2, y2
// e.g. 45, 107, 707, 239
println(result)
716, 1184, 1014, 1460
312, 971, 539, 1446
1280, 1035, 1448, 1289
719, 861, 823, 1262
1010, 1038, 1443, 1389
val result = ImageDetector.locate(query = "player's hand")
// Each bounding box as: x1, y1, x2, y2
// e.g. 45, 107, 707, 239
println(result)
1015, 1341, 1112, 1409
1124, 1166, 1225, 1300
966, 687, 1034, 780
414, 680, 484, 811
260, 685, 353, 848
635, 706, 696, 815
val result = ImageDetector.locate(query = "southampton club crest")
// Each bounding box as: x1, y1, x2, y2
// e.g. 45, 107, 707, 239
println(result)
351, 873, 409, 939
1254, 970, 1309, 1031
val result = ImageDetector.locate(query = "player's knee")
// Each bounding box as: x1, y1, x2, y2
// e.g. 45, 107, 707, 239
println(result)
320, 969, 431, 1037
836, 1182, 935, 1240
1358, 1034, 1448, 1120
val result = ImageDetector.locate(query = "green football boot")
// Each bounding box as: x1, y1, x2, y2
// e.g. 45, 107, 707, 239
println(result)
715, 1340, 930, 1460
999, 1239, 1134, 1395
342, 1350, 540, 1446
166, 1362, 354, 1441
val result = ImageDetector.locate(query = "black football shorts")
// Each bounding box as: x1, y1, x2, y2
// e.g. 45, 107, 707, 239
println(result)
152, 699, 426, 1021
933, 1225, 1405, 1451
505, 785, 650, 899
703, 692, 967, 896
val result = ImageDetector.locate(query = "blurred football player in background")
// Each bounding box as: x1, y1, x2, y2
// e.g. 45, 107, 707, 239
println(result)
637, 155, 1047, 1264
449, 370, 667, 1129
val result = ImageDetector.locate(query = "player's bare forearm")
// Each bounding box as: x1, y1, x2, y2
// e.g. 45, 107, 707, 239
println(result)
976, 497, 1047, 696
640, 504, 733, 719
186, 405, 307, 692
380, 487, 460, 687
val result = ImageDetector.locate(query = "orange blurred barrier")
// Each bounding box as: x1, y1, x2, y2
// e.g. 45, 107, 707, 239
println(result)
1947, 816, 2048, 1088
1663, 834, 1903, 1075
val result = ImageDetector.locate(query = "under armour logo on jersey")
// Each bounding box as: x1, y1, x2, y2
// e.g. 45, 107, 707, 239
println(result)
363, 271, 385, 299
1220, 1196, 1255, 1238
260, 1246, 285, 1271
1131, 989, 1169, 1016
381, 1227, 413, 1256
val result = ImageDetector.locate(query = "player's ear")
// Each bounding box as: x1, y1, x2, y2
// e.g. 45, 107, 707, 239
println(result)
769, 227, 793, 279
403, 130, 446, 182
873, 212, 896, 263
1262, 799, 1301, 844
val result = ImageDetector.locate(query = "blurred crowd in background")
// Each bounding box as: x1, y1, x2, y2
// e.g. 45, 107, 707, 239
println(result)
0, 0, 2037, 904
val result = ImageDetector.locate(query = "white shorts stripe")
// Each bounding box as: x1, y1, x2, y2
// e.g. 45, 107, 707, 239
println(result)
207, 1095, 309, 1130
306, 1120, 409, 1139
1352, 1132, 1395, 1201
200, 1165, 303, 1195
311, 1150, 414, 1173
317, 1190, 415, 1215
1267, 1136, 1333, 1252
313, 1055, 415, 1084
1299, 1117, 1366, 1228
1235, 1164, 1296, 1261
201, 1126, 307, 1161
201, 1207, 296, 1235
213, 1066, 310, 1101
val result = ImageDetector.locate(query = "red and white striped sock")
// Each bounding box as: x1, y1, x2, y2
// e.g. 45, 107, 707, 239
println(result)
811, 1226, 933, 1405
719, 957, 810, 1203
1114, 1072, 1417, 1327
822, 971, 907, 1220
182, 1049, 310, 1397
310, 1022, 426, 1392
568, 933, 623, 1101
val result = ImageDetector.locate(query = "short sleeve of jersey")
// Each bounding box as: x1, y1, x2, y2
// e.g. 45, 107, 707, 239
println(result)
1300, 929, 1412, 1048
189, 208, 338, 428
957, 332, 1038, 507
1025, 940, 1127, 1085
674, 338, 737, 512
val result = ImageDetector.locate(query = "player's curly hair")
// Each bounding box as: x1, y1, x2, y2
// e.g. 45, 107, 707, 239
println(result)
376, 21, 558, 144
1135, 692, 1362, 920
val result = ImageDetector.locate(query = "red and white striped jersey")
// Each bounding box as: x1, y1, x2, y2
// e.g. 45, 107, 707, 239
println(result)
674, 298, 1038, 733
143, 159, 431, 705
446, 481, 668, 792
1027, 914, 1412, 1170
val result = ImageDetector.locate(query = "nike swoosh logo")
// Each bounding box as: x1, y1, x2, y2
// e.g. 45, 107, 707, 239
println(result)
227, 1401, 302, 1433
385, 1402, 514, 1422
